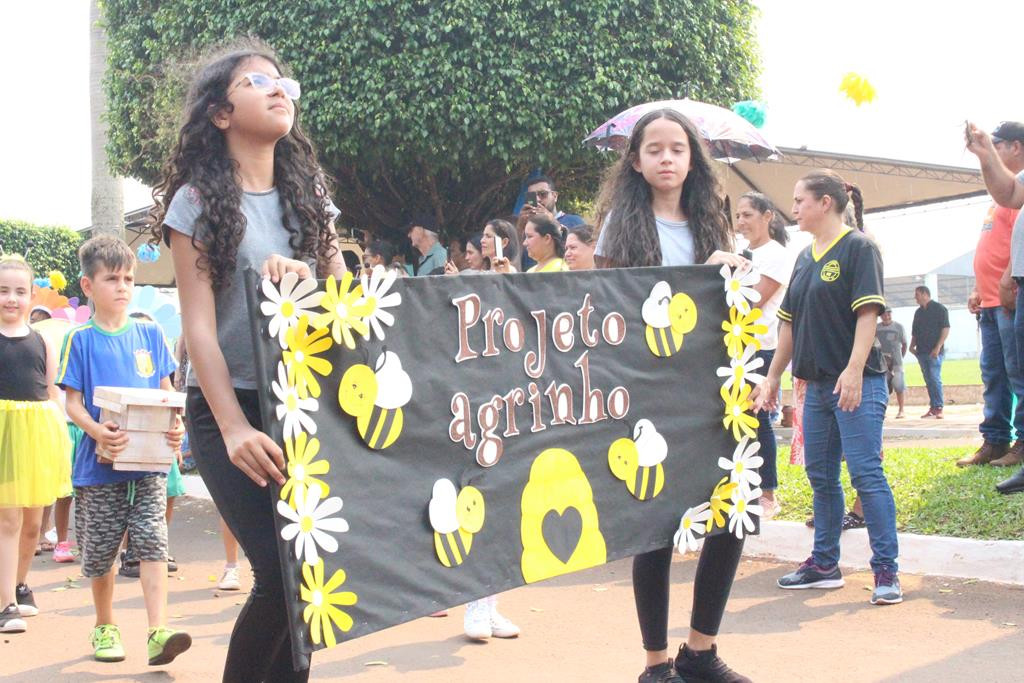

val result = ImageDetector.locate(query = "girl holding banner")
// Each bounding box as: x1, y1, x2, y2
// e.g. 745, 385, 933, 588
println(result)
595, 109, 752, 683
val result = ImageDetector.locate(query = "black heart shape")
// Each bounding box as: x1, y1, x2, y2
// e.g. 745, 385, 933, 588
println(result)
541, 507, 583, 564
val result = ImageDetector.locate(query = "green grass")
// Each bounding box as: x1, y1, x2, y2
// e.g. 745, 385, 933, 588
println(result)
773, 446, 1024, 541
781, 358, 982, 390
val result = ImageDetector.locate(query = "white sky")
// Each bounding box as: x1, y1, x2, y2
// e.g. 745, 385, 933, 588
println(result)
0, 0, 1021, 230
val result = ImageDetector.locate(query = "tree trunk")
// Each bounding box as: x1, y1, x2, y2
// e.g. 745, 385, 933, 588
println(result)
90, 0, 123, 237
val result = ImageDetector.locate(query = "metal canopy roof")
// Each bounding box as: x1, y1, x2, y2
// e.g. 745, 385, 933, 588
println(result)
718, 146, 987, 222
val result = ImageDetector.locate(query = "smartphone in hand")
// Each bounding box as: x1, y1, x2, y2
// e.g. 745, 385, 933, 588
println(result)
525, 191, 538, 206
495, 233, 504, 261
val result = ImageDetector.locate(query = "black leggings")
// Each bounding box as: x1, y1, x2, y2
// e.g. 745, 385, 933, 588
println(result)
633, 533, 745, 651
187, 388, 309, 683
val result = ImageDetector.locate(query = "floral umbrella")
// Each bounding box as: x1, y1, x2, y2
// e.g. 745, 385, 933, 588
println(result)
583, 98, 779, 163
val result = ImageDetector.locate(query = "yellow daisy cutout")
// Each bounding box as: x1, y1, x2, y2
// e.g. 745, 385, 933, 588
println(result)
721, 307, 768, 359
314, 273, 372, 349
720, 381, 759, 442
706, 476, 739, 532
280, 432, 331, 509
284, 315, 334, 399
301, 559, 358, 648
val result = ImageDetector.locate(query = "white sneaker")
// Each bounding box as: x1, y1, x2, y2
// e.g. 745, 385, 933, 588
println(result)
489, 608, 520, 638
218, 566, 241, 591
463, 600, 491, 640
44, 527, 58, 545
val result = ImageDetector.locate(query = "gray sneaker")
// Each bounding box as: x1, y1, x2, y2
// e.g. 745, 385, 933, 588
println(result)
777, 557, 845, 589
870, 568, 903, 605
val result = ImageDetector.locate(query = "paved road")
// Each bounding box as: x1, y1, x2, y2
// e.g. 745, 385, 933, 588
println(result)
3, 497, 1022, 682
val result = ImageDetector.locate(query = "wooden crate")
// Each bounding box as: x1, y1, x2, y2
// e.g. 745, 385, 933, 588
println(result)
92, 387, 185, 473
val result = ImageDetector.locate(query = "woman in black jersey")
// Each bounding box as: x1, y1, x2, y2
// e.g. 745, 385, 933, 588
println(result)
753, 170, 901, 606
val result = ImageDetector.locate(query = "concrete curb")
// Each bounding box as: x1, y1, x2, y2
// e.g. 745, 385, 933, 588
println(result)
745, 520, 1024, 586
183, 475, 1024, 585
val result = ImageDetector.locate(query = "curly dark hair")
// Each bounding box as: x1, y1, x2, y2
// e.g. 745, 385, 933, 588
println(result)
148, 40, 336, 292
596, 109, 731, 268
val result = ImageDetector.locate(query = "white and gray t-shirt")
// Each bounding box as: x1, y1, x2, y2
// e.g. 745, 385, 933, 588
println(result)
164, 184, 335, 390
1011, 170, 1024, 277
596, 215, 696, 266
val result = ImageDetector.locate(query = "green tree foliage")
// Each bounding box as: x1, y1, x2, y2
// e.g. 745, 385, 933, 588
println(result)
103, 0, 760, 239
0, 219, 85, 300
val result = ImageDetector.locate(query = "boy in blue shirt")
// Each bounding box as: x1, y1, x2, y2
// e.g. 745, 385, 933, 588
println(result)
57, 235, 191, 666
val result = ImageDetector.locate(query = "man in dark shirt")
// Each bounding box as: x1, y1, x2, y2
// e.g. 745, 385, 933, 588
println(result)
909, 286, 950, 418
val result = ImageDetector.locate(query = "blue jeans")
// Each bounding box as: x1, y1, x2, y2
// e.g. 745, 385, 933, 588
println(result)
915, 350, 945, 410
979, 306, 1024, 444
755, 349, 778, 490
1016, 282, 1024, 385
803, 375, 898, 573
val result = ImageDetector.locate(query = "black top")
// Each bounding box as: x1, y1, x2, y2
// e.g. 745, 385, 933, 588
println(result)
911, 301, 950, 355
0, 329, 49, 401
778, 229, 887, 382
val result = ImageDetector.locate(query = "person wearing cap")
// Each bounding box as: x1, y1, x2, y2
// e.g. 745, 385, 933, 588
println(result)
875, 307, 907, 418
960, 122, 1024, 468
967, 121, 1024, 494
405, 215, 448, 276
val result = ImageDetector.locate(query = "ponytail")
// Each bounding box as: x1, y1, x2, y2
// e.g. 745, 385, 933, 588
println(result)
528, 216, 566, 258
801, 170, 865, 231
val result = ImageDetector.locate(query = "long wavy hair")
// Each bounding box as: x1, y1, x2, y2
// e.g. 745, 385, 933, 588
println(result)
596, 109, 731, 268
148, 41, 336, 292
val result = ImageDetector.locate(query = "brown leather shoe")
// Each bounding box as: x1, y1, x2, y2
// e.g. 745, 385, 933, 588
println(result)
990, 441, 1024, 467
957, 441, 1009, 467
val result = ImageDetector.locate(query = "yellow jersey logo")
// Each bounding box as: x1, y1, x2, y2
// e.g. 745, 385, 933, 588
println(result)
820, 260, 841, 282
134, 349, 155, 378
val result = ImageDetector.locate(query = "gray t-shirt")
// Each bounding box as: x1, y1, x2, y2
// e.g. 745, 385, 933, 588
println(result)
1012, 171, 1024, 276
875, 321, 907, 367
595, 215, 696, 266
164, 184, 335, 389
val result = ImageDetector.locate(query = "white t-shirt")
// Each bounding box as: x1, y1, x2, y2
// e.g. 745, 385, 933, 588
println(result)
595, 215, 696, 266
749, 239, 794, 350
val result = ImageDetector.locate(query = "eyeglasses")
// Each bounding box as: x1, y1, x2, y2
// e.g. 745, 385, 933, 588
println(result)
231, 72, 301, 100
534, 190, 553, 199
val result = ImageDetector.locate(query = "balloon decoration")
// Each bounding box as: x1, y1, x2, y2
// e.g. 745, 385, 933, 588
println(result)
731, 100, 766, 129
138, 243, 161, 263
48, 270, 67, 292
839, 72, 876, 106
129, 285, 182, 344
52, 303, 92, 325
33, 277, 50, 289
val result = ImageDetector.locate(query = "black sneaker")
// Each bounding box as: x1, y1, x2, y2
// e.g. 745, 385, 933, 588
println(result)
119, 550, 141, 579
777, 557, 845, 589
0, 603, 26, 633
638, 660, 683, 683
674, 643, 752, 683
15, 584, 38, 617
167, 556, 178, 573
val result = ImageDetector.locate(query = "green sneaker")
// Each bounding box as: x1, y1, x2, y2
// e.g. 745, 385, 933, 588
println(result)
90, 624, 126, 662
147, 626, 192, 666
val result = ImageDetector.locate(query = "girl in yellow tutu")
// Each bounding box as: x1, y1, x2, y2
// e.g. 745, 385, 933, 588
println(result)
0, 254, 71, 633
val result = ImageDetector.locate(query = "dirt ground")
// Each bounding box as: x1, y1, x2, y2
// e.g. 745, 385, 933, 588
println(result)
2, 496, 1022, 682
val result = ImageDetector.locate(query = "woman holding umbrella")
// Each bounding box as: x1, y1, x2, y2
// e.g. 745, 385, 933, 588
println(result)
595, 108, 750, 683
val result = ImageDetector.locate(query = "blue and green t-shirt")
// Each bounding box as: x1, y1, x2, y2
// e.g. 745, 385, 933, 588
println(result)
56, 319, 177, 487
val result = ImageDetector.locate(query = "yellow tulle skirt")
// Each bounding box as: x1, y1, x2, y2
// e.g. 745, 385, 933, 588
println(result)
0, 399, 72, 508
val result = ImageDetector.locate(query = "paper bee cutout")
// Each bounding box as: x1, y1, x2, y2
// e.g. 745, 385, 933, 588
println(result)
608, 419, 668, 500
337, 350, 412, 450
429, 478, 485, 567
642, 281, 698, 357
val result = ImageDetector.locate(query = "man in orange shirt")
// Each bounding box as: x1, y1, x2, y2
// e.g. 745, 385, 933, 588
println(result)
959, 122, 1024, 468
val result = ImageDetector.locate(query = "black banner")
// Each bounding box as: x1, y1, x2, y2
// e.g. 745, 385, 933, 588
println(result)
244, 264, 766, 669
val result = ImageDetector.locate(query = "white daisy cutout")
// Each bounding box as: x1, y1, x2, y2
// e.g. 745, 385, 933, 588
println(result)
277, 483, 349, 566
272, 361, 319, 441
718, 436, 764, 492
720, 264, 761, 314
261, 271, 324, 348
728, 485, 763, 539
716, 344, 766, 391
673, 503, 712, 553
358, 265, 402, 340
